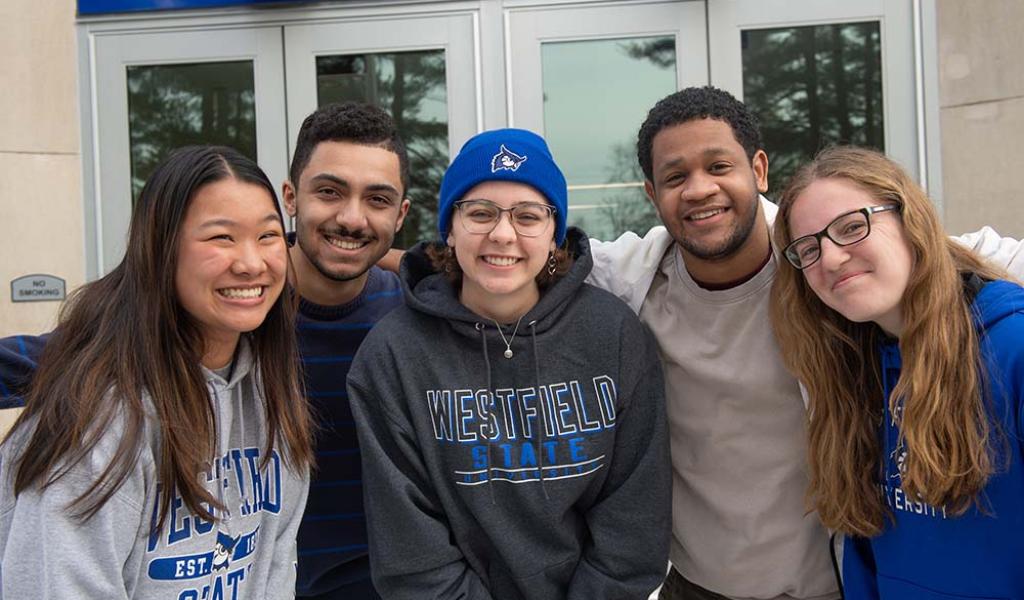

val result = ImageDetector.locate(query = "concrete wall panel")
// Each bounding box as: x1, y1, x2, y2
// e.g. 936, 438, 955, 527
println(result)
0, 0, 80, 153
940, 96, 1024, 239
0, 0, 82, 337
0, 153, 84, 336
937, 0, 1024, 108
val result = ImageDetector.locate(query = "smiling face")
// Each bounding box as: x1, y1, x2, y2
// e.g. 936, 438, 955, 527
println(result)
645, 118, 769, 282
447, 181, 556, 322
175, 177, 288, 367
788, 177, 914, 336
284, 140, 409, 305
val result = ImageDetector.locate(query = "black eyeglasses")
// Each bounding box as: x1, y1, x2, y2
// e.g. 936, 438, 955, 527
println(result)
783, 204, 900, 269
453, 199, 556, 237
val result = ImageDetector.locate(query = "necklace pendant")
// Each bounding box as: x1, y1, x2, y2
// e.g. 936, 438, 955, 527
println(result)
503, 349, 514, 359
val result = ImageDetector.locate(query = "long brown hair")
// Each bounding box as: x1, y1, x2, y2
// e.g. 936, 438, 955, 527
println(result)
770, 146, 1007, 536
5, 146, 313, 531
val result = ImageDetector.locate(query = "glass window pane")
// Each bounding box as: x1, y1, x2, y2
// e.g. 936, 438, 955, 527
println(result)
742, 22, 883, 195
541, 36, 676, 241
127, 61, 256, 200
317, 51, 448, 248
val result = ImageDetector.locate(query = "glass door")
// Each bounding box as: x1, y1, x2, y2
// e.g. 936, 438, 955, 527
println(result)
91, 26, 288, 274
283, 13, 479, 246
708, 0, 919, 193
505, 1, 708, 241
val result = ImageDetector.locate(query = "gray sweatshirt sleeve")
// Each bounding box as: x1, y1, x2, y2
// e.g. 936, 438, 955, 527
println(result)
348, 376, 495, 600
0, 469, 148, 598
567, 319, 671, 600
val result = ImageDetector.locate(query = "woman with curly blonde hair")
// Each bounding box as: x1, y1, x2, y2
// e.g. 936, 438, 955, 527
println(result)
770, 146, 1024, 598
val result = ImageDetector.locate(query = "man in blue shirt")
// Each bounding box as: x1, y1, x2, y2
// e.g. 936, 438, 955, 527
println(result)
0, 102, 411, 600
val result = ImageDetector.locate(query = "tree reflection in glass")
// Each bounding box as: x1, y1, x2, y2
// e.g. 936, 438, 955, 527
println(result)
742, 22, 884, 196
542, 36, 675, 241
316, 51, 448, 248
127, 61, 256, 201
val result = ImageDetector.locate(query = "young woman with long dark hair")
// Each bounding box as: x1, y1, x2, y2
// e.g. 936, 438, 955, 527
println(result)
771, 146, 1024, 598
0, 145, 314, 599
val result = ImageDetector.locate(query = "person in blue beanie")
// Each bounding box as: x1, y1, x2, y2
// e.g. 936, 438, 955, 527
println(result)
771, 146, 1024, 598
347, 128, 672, 599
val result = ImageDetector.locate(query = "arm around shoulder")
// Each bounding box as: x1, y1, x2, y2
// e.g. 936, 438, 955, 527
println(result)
954, 227, 1024, 279
586, 227, 673, 314
377, 247, 405, 274
0, 333, 48, 408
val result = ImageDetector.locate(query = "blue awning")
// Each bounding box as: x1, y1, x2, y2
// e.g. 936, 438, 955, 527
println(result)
79, 0, 310, 16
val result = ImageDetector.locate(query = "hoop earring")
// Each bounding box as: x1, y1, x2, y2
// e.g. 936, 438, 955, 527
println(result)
546, 252, 557, 276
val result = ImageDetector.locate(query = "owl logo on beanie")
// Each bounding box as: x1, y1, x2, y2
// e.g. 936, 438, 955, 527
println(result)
491, 144, 528, 173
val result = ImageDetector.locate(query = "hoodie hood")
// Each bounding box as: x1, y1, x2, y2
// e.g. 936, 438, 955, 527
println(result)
201, 337, 258, 518
973, 279, 1024, 330
399, 226, 592, 333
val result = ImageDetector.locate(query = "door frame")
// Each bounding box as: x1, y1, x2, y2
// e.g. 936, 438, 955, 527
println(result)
503, 0, 708, 132
77, 1, 486, 278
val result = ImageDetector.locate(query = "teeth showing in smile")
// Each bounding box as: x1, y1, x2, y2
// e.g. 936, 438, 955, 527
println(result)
219, 286, 264, 299
326, 236, 367, 250
688, 208, 725, 221
483, 256, 520, 266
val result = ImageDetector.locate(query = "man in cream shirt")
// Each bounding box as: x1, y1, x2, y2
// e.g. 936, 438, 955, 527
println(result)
588, 86, 1024, 600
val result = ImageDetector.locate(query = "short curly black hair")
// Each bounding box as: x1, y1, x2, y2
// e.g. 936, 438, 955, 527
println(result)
289, 102, 410, 194
637, 86, 763, 182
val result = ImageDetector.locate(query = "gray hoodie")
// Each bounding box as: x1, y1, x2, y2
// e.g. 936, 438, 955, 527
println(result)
348, 228, 671, 600
0, 340, 309, 599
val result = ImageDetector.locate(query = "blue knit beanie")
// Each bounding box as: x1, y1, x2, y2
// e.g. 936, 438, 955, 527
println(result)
438, 128, 568, 245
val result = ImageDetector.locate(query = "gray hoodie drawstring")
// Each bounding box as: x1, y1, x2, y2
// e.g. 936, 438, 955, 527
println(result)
528, 321, 550, 499
208, 363, 253, 527
238, 379, 252, 515
476, 322, 498, 505
208, 381, 230, 526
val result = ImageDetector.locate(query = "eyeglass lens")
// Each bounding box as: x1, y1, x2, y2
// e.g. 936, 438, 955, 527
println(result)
787, 211, 871, 268
458, 200, 553, 237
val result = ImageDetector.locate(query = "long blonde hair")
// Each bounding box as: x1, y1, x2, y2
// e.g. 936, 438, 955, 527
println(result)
770, 146, 1007, 536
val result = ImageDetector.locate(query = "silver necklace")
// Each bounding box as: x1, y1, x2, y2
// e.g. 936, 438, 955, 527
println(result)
491, 316, 524, 359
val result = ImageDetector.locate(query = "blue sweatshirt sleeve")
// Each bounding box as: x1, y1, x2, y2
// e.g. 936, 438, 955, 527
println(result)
842, 535, 880, 599
567, 319, 671, 599
348, 376, 494, 600
0, 334, 48, 408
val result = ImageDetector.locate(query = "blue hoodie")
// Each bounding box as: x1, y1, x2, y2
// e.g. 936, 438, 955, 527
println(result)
843, 279, 1024, 598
